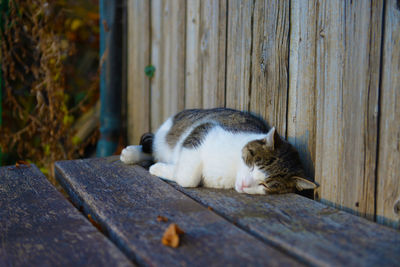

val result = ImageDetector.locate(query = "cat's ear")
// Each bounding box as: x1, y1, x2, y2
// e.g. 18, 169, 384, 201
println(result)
265, 127, 282, 150
293, 176, 318, 191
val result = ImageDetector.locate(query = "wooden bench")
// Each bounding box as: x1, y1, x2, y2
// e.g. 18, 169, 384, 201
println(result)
54, 157, 400, 266
0, 163, 132, 266
2, 157, 400, 266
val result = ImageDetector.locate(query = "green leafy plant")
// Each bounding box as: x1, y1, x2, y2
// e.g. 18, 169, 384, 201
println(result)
0, 0, 99, 183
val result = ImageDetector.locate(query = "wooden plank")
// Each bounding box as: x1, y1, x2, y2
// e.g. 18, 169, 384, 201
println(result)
149, 0, 164, 131
185, 0, 202, 108
171, 185, 400, 267
185, 0, 227, 109
376, 0, 400, 228
0, 164, 132, 267
225, 0, 253, 111
250, 0, 289, 136
287, 0, 317, 178
55, 158, 303, 266
150, 0, 186, 131
127, 0, 150, 145
203, 0, 227, 108
315, 1, 382, 219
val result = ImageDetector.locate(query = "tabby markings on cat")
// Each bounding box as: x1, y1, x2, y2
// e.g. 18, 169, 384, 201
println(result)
120, 108, 317, 194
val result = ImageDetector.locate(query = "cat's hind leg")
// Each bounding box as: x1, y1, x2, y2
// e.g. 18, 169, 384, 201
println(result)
174, 148, 202, 188
149, 163, 175, 181
150, 148, 202, 188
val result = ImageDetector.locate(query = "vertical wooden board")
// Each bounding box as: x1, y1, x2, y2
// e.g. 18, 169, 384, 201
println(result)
315, 0, 344, 214
377, 0, 400, 228
225, 0, 253, 111
150, 0, 164, 131
201, 0, 227, 108
185, 0, 227, 109
150, 0, 186, 131
315, 1, 382, 219
287, 0, 317, 179
250, 0, 289, 136
127, 0, 150, 144
185, 0, 202, 108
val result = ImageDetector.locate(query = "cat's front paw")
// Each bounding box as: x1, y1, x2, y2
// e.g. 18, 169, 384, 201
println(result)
120, 145, 143, 164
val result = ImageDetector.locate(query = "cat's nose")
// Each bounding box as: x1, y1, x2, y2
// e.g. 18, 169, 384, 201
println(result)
243, 175, 255, 187
239, 178, 253, 191
235, 179, 247, 193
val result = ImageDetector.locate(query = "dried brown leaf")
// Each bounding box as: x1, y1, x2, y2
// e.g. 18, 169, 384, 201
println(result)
157, 215, 168, 222
161, 223, 184, 248
15, 160, 31, 168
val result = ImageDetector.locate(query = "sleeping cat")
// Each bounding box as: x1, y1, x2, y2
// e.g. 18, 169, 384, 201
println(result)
120, 108, 317, 194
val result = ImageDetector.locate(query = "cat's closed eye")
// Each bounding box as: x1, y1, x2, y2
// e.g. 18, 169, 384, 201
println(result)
260, 180, 280, 193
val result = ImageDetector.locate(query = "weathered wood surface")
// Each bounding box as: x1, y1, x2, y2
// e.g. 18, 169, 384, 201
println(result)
287, 0, 317, 179
172, 183, 400, 267
127, 0, 150, 144
0, 164, 132, 267
55, 157, 303, 266
225, 0, 253, 111
150, 0, 186, 131
185, 0, 226, 109
250, 0, 289, 136
126, 0, 400, 228
314, 1, 382, 219
376, 0, 400, 228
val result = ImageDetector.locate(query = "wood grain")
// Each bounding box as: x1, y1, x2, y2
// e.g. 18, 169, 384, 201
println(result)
203, 0, 227, 108
127, 0, 150, 144
376, 0, 400, 229
185, 0, 202, 108
287, 0, 317, 179
0, 164, 132, 266
314, 1, 383, 219
123, 0, 400, 228
55, 158, 303, 266
185, 0, 227, 109
250, 0, 289, 136
150, 0, 186, 131
171, 184, 400, 267
225, 0, 253, 111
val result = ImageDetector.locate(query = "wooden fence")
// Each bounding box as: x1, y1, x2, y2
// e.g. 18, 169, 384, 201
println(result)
126, 0, 400, 229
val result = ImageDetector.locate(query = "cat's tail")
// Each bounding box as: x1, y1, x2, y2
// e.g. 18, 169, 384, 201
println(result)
120, 133, 154, 164
139, 132, 154, 153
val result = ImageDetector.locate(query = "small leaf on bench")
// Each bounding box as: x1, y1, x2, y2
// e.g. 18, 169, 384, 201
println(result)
15, 160, 31, 168
161, 223, 184, 248
157, 215, 168, 222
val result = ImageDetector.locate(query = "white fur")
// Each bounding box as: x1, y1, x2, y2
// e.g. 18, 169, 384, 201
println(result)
157, 118, 273, 194
120, 145, 152, 164
121, 115, 274, 194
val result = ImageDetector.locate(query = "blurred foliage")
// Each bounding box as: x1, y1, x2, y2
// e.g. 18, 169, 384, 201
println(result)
0, 0, 99, 182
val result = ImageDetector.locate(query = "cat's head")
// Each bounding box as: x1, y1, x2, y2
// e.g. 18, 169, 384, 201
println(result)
241, 127, 317, 194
